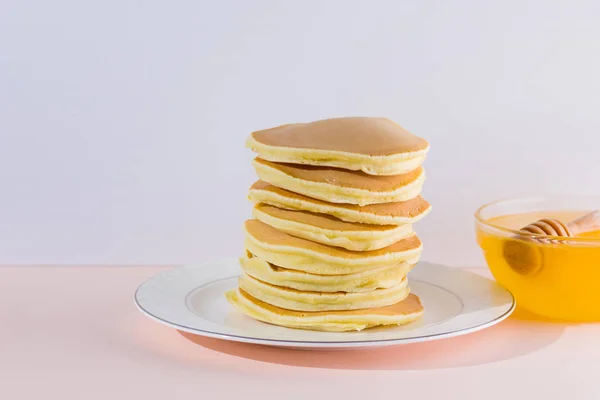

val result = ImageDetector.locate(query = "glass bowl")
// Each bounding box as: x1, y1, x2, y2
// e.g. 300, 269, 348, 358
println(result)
475, 196, 600, 321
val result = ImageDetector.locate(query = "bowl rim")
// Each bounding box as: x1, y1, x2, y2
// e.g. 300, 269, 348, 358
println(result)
474, 195, 600, 243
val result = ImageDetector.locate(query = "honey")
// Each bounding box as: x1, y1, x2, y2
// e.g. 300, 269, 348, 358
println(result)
476, 210, 600, 321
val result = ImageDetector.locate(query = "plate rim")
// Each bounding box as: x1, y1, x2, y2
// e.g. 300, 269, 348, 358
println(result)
134, 260, 515, 348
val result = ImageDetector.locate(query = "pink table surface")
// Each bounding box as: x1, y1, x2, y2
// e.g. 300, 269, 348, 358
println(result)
1, 265, 598, 399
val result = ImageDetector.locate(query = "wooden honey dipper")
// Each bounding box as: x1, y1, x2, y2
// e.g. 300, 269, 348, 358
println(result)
503, 210, 600, 275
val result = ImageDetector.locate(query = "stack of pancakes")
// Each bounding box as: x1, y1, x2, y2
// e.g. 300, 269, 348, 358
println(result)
226, 117, 431, 332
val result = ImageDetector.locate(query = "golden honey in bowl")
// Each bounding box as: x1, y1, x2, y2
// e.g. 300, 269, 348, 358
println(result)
476, 205, 600, 321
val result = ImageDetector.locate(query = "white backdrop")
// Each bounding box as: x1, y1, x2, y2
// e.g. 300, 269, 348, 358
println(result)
1, 1, 599, 266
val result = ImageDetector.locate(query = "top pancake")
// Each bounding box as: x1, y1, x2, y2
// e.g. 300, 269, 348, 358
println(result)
246, 117, 429, 175
250, 117, 428, 156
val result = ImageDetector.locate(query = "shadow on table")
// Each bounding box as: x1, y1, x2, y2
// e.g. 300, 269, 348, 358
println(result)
178, 306, 565, 371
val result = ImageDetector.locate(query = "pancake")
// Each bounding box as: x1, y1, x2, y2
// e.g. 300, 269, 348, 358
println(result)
226, 288, 424, 332
244, 219, 422, 275
238, 272, 409, 312
249, 180, 431, 225
252, 203, 414, 251
240, 254, 414, 293
252, 158, 424, 206
246, 117, 429, 176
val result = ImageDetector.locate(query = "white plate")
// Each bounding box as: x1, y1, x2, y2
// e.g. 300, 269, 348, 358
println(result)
134, 259, 515, 349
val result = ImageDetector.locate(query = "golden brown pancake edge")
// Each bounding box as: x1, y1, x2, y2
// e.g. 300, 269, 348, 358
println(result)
249, 180, 431, 219
254, 158, 424, 191
238, 288, 424, 317
245, 219, 422, 259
